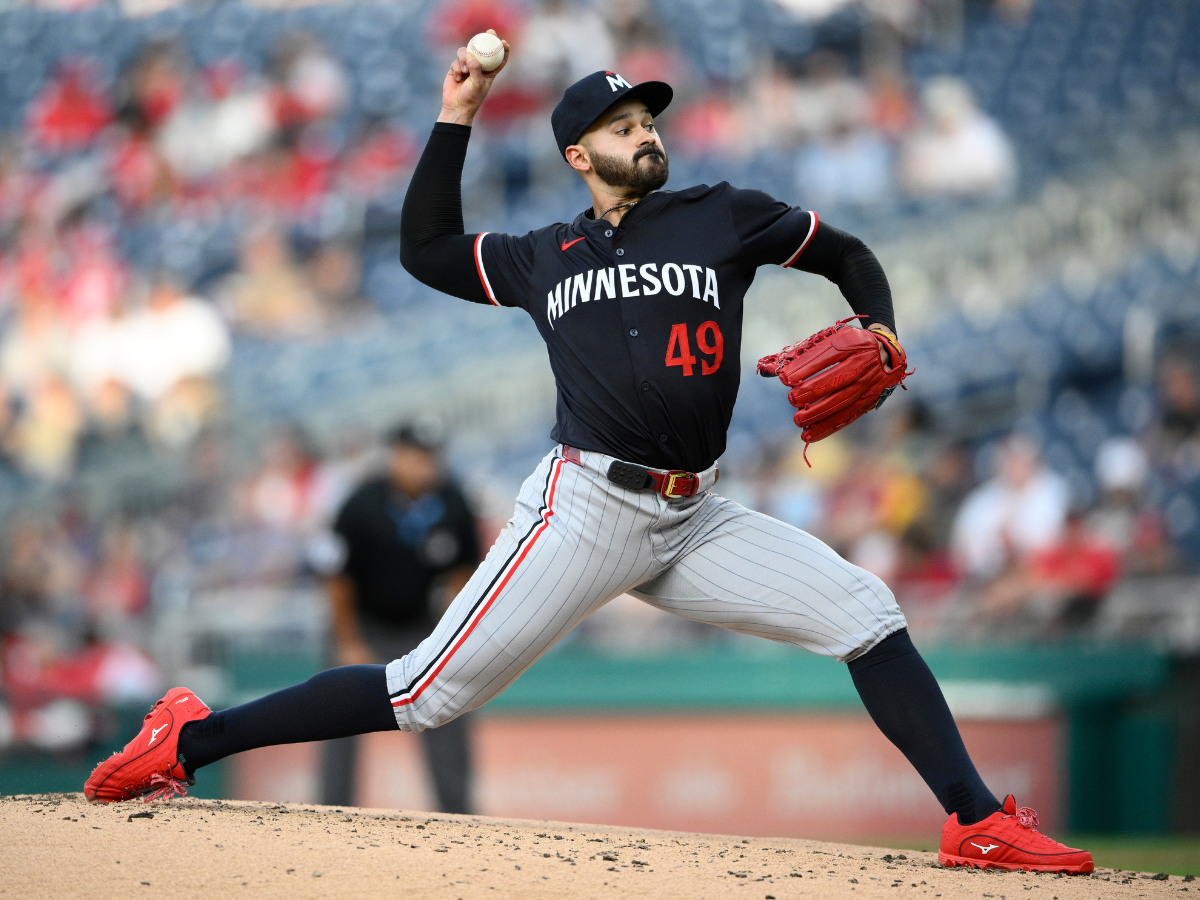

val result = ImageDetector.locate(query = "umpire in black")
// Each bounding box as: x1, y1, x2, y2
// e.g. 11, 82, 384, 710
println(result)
320, 421, 481, 812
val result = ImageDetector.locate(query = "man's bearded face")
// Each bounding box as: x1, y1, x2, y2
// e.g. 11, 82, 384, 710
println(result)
589, 142, 669, 194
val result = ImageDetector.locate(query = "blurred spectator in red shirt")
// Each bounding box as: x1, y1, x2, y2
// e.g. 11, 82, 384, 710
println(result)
104, 44, 185, 212
1028, 512, 1120, 597
970, 507, 1120, 632
28, 60, 113, 155
893, 521, 959, 601
341, 123, 418, 198
105, 125, 174, 211
674, 87, 745, 157
59, 225, 126, 324
226, 136, 332, 215
429, 0, 535, 130
16, 238, 59, 302
116, 41, 188, 132
269, 34, 349, 136
430, 0, 527, 49
1025, 510, 1121, 630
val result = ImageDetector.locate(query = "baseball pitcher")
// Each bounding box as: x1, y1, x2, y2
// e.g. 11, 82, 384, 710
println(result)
86, 34, 1092, 874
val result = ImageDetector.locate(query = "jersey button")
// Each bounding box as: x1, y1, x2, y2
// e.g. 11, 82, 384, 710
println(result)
629, 328, 638, 337
659, 434, 668, 442
616, 248, 625, 256
604, 229, 613, 237
641, 381, 650, 391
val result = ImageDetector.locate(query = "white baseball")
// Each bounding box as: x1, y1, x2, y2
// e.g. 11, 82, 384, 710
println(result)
467, 32, 504, 72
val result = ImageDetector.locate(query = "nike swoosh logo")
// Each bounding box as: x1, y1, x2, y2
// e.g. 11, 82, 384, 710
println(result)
970, 842, 1000, 855
561, 237, 586, 251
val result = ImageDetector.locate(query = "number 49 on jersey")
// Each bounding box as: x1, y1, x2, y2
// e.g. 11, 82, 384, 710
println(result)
666, 321, 723, 376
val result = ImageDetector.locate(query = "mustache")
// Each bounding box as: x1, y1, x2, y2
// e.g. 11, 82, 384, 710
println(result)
634, 145, 666, 163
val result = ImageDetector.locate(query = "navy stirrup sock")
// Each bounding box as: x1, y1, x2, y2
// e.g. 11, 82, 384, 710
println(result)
848, 629, 1002, 826
178, 665, 398, 776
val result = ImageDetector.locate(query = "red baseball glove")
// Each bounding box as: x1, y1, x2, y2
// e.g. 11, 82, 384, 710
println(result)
757, 316, 911, 459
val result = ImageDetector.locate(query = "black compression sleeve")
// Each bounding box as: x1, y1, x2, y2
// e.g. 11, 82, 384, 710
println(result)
399, 122, 490, 304
849, 630, 1001, 824
794, 222, 896, 335
177, 665, 398, 775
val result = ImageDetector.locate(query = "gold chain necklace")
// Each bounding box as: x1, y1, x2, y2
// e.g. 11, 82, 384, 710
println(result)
598, 191, 657, 221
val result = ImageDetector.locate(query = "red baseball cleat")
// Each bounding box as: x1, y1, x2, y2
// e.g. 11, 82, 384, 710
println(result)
939, 795, 1093, 873
84, 687, 211, 803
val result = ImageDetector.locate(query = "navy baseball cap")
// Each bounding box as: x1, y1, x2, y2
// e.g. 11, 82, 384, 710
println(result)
551, 70, 673, 159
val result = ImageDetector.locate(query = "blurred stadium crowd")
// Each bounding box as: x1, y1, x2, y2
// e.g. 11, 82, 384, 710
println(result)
1, 0, 1200, 752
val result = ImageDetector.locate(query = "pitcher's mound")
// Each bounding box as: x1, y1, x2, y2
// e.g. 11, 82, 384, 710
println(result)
0, 793, 1176, 899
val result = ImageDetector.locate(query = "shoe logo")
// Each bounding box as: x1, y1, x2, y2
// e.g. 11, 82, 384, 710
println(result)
148, 725, 167, 746
175, 696, 190, 704
971, 842, 1000, 855
561, 237, 585, 252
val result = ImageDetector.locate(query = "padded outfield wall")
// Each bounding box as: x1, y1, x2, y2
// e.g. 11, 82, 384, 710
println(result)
3, 643, 1183, 839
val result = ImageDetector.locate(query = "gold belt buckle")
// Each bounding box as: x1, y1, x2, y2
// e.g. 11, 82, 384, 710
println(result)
663, 471, 693, 499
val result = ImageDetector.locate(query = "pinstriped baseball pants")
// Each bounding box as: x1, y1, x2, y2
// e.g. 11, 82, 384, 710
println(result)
385, 446, 907, 731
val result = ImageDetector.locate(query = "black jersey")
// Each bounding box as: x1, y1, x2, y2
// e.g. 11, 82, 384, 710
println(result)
474, 186, 816, 471
399, 123, 894, 473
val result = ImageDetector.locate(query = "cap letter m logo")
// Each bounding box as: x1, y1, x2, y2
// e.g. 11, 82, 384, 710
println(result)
605, 72, 632, 92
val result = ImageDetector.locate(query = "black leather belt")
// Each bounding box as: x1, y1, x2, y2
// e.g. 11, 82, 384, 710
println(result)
563, 446, 706, 499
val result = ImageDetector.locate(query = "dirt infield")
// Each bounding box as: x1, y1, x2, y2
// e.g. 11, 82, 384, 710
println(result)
0, 794, 1188, 899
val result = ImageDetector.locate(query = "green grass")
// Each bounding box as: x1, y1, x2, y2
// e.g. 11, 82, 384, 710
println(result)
886, 835, 1200, 877
1062, 836, 1200, 877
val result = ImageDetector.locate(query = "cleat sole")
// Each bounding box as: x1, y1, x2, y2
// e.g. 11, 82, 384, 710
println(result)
938, 851, 1094, 874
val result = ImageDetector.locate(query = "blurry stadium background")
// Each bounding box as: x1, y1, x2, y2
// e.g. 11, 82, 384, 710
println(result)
0, 0, 1198, 854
